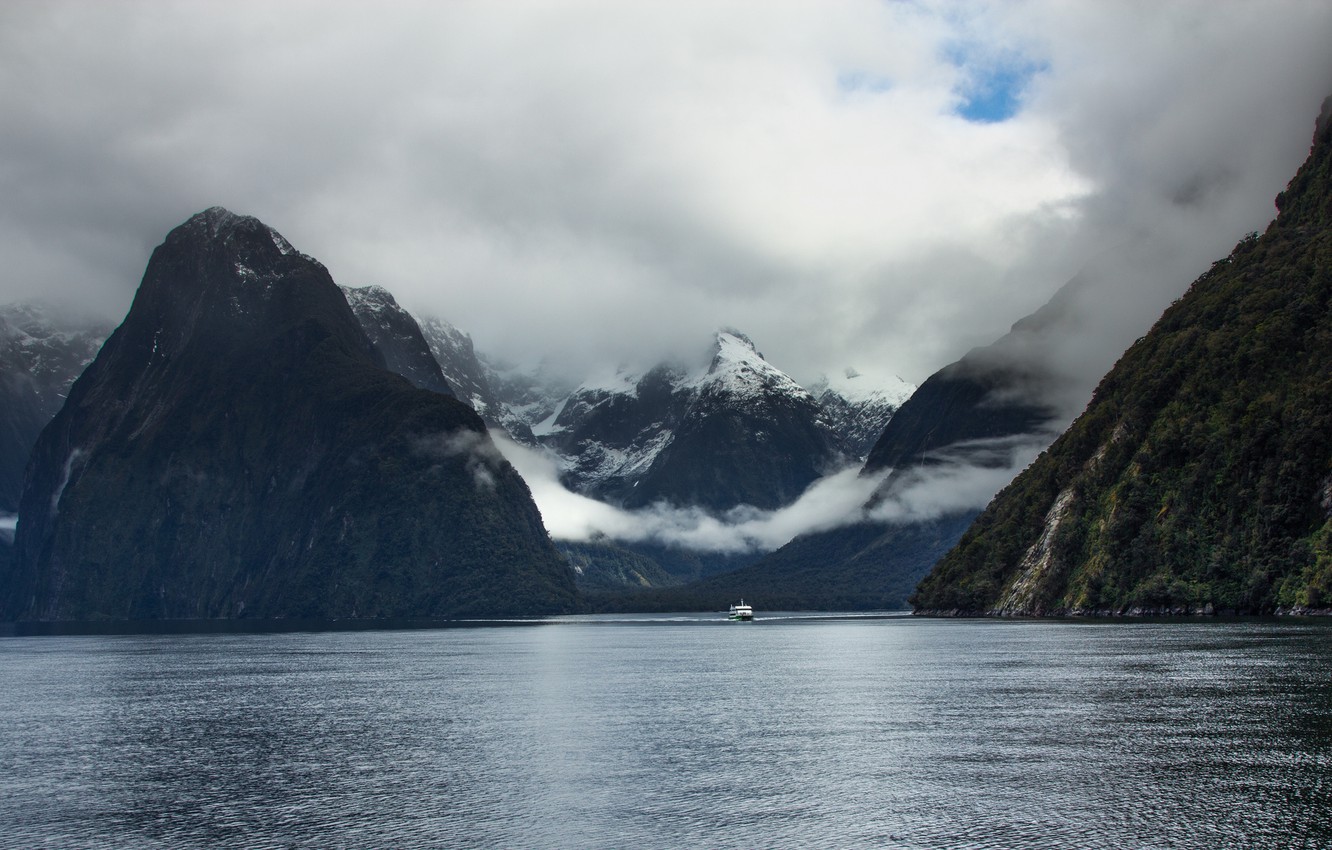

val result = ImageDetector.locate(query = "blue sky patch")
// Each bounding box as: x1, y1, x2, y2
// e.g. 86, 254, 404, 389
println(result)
946, 42, 1047, 123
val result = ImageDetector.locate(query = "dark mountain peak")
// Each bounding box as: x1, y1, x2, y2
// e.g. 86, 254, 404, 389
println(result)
6, 210, 575, 621
342, 285, 453, 396
169, 206, 303, 264
114, 208, 375, 379
189, 205, 248, 234
862, 335, 1058, 477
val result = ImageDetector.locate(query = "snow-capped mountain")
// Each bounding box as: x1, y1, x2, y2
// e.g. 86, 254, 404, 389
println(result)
416, 316, 546, 444
810, 368, 915, 460
537, 330, 853, 512
0, 302, 111, 512
536, 360, 683, 498
341, 285, 453, 396
360, 292, 917, 516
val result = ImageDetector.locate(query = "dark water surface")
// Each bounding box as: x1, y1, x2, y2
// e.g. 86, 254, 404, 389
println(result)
2, 614, 1330, 849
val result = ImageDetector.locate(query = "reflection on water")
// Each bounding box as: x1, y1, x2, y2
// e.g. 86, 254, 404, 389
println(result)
1, 617, 1330, 848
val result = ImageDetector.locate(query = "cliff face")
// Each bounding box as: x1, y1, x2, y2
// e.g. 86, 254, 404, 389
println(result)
0, 305, 110, 513
914, 100, 1332, 616
4, 208, 576, 621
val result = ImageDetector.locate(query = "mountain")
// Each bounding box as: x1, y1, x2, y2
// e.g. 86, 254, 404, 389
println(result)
913, 99, 1332, 616
0, 304, 111, 513
342, 285, 454, 396
416, 316, 539, 443
3, 207, 577, 621
538, 330, 850, 513
862, 314, 1065, 477
698, 290, 1071, 610
810, 368, 914, 460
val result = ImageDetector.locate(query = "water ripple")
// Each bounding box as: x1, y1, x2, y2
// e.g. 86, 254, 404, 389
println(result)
1, 619, 1330, 848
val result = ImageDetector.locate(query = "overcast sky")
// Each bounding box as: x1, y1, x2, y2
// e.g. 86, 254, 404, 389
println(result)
2, 0, 1329, 389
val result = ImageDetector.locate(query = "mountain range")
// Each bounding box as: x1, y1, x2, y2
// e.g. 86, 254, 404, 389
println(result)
0, 278, 914, 613
642, 296, 1069, 610
3, 98, 1327, 621
533, 330, 894, 512
0, 208, 917, 620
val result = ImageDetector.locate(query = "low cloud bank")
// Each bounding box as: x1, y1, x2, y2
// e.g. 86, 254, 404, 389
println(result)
493, 431, 1048, 555
866, 435, 1050, 524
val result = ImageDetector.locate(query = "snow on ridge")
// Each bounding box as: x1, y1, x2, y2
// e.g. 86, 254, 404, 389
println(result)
684, 330, 810, 402
268, 228, 296, 256
572, 426, 676, 485
419, 314, 468, 341
342, 284, 397, 312
576, 364, 644, 397
814, 366, 916, 406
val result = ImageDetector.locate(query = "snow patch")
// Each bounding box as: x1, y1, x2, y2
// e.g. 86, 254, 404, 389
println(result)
532, 397, 569, 437
577, 428, 676, 483
269, 228, 296, 256
577, 365, 643, 396
814, 366, 915, 407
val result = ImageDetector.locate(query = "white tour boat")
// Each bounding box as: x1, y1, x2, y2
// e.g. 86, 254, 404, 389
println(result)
728, 600, 753, 621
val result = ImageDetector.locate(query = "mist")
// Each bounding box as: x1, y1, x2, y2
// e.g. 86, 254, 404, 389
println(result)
493, 428, 1051, 556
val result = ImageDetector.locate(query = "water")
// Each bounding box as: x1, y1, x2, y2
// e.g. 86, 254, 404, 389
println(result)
2, 614, 1330, 849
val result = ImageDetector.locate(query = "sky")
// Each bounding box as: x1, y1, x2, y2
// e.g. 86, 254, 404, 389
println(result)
2, 0, 1330, 395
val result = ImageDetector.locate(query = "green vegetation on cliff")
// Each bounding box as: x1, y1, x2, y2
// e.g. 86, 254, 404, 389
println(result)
914, 100, 1332, 616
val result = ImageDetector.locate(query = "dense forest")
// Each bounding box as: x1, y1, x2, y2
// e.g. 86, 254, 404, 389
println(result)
913, 100, 1332, 616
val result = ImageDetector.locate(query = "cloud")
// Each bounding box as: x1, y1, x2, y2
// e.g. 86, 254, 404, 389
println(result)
867, 434, 1051, 524
0, 1, 1328, 398
495, 428, 1047, 554
412, 428, 502, 490
493, 432, 886, 554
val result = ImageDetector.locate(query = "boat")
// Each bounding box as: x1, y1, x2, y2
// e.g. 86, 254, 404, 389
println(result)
728, 600, 753, 621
